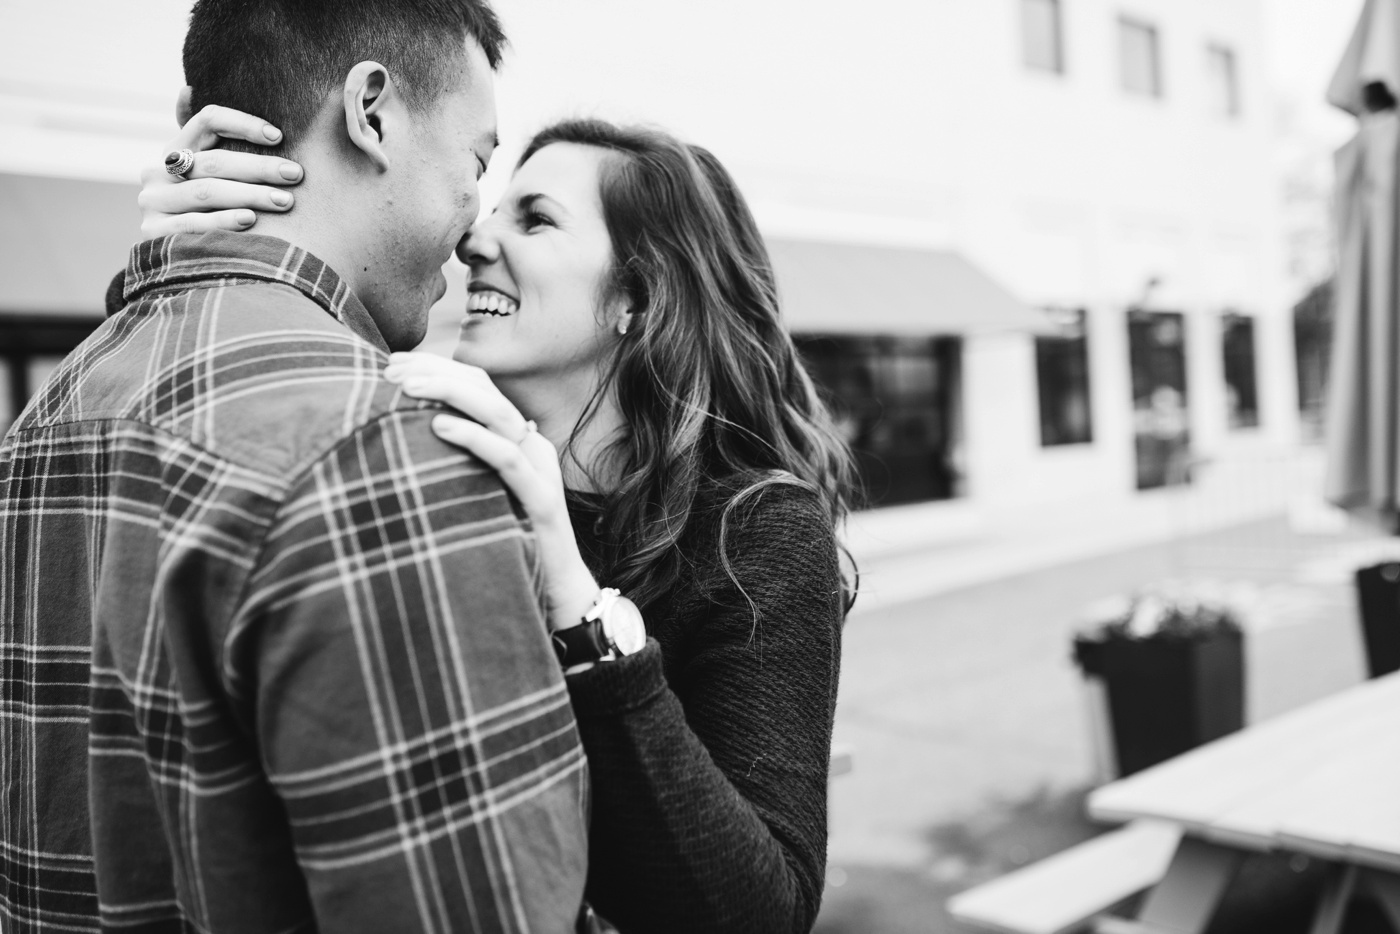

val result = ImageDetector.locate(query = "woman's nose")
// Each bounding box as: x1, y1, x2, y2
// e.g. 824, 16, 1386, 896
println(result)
457, 223, 501, 267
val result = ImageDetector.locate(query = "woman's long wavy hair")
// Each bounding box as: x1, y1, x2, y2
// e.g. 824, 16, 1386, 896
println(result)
519, 119, 856, 614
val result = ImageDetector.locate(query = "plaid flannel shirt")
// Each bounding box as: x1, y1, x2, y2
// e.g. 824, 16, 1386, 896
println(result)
0, 232, 588, 934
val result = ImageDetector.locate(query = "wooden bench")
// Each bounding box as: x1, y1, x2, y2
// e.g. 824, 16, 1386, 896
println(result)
946, 821, 1181, 934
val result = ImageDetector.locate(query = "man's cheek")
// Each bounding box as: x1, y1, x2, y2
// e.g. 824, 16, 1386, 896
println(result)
460, 190, 480, 230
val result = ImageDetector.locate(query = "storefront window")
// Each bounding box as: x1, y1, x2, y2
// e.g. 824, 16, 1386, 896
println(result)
795, 334, 963, 508
0, 361, 12, 434
1293, 279, 1332, 442
1221, 312, 1260, 430
0, 314, 103, 434
1035, 308, 1093, 446
1128, 310, 1191, 489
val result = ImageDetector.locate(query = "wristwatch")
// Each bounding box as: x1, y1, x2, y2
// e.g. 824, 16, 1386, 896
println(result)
552, 588, 647, 669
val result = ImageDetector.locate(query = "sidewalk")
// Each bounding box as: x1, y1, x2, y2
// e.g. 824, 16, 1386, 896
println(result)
846, 447, 1339, 617
815, 511, 1386, 933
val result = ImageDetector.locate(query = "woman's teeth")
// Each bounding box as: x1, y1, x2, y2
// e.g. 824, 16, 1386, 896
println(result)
467, 291, 518, 316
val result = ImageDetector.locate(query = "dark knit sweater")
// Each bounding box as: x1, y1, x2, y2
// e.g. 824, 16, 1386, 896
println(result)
564, 480, 844, 934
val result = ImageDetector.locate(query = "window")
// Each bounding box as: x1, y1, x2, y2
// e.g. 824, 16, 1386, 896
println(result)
1021, 0, 1065, 74
1035, 308, 1094, 446
795, 334, 963, 508
0, 314, 103, 435
1128, 311, 1191, 489
1119, 16, 1163, 98
0, 362, 12, 436
1293, 279, 1332, 442
1207, 44, 1241, 117
1221, 313, 1260, 429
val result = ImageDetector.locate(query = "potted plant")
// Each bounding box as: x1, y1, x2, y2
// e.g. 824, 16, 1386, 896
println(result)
1073, 589, 1245, 777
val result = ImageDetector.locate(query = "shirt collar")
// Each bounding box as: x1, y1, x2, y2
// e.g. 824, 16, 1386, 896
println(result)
121, 232, 391, 353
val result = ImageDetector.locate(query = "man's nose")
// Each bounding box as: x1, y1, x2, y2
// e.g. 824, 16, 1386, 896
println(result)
457, 223, 501, 266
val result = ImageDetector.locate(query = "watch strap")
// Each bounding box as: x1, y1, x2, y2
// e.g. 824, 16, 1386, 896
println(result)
552, 618, 614, 668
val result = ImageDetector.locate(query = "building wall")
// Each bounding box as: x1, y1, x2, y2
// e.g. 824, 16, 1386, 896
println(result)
3, 0, 1302, 580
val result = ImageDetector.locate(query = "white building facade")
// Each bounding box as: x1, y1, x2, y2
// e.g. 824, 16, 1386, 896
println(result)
2, 0, 1301, 605
472, 0, 1299, 599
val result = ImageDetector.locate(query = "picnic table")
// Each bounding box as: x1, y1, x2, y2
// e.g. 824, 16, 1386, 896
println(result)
1086, 670, 1400, 933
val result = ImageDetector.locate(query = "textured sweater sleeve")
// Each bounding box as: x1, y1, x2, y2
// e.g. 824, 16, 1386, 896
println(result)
566, 484, 843, 934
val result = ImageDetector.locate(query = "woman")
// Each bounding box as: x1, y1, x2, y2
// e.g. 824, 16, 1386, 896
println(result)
140, 110, 855, 934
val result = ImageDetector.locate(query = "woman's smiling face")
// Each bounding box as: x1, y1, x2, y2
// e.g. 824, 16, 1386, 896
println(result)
453, 142, 623, 391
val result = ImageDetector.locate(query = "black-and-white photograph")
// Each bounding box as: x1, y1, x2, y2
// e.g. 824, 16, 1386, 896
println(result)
2, 1, 1398, 931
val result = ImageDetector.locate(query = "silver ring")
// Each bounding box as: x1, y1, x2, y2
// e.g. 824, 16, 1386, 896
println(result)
164, 148, 196, 178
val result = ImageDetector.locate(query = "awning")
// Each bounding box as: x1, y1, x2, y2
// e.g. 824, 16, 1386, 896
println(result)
0, 176, 1050, 337
0, 173, 141, 316
765, 237, 1053, 337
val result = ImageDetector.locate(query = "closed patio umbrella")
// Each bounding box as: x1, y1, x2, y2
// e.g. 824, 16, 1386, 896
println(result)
1324, 0, 1400, 527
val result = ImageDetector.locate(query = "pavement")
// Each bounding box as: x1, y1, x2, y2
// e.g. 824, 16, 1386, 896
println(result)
813, 512, 1391, 933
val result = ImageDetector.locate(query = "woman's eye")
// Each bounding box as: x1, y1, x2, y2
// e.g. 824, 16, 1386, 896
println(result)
522, 210, 553, 231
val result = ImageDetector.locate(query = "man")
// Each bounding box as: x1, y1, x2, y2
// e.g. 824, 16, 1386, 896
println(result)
0, 2, 588, 932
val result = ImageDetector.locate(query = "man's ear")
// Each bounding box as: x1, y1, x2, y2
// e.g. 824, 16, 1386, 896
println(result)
343, 61, 395, 172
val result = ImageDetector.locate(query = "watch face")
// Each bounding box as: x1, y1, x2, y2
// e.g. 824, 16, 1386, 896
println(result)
604, 595, 647, 656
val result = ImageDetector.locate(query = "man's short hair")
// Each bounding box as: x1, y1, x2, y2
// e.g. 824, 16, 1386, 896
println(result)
183, 0, 506, 152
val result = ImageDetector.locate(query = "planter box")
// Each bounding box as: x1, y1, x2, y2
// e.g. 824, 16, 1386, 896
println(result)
1074, 628, 1245, 777
1355, 563, 1400, 678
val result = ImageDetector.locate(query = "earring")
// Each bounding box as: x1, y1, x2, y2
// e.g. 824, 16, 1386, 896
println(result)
617, 317, 630, 336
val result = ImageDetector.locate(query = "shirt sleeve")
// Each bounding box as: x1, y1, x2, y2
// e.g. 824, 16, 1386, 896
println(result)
229, 409, 589, 934
565, 484, 843, 934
